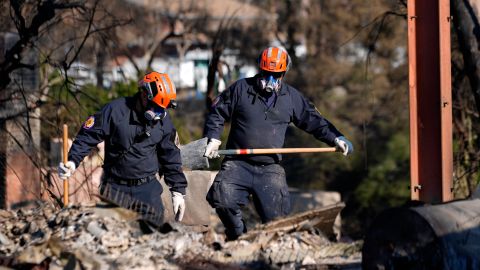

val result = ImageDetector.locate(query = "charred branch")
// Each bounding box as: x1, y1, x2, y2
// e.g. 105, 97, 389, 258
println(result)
1, 0, 86, 90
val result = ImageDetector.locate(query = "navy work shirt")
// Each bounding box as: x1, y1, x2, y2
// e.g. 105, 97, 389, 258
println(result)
68, 94, 187, 194
204, 75, 343, 164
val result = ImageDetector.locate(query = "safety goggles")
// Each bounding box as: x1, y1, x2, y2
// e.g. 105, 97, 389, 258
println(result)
261, 71, 284, 79
139, 82, 159, 100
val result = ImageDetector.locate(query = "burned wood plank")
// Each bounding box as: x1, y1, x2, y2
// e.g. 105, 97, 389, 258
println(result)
240, 202, 345, 241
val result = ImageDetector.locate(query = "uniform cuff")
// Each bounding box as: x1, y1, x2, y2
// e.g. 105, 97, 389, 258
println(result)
170, 187, 186, 195
68, 155, 81, 168
205, 132, 221, 141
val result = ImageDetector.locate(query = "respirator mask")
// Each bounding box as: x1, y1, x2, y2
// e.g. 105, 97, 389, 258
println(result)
259, 72, 283, 92
144, 103, 166, 121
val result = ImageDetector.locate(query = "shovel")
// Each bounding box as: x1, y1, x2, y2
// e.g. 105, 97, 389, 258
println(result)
180, 137, 337, 170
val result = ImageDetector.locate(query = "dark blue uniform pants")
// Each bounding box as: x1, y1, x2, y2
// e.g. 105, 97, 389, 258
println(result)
207, 160, 291, 240
100, 177, 164, 222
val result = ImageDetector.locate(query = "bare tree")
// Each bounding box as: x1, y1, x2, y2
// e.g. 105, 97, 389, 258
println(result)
205, 15, 234, 110
0, 0, 85, 91
102, 0, 210, 77
452, 0, 480, 115
451, 0, 480, 198
0, 0, 127, 207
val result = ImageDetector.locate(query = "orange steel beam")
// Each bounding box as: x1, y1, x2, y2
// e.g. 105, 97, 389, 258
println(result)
407, 0, 453, 203
439, 0, 453, 202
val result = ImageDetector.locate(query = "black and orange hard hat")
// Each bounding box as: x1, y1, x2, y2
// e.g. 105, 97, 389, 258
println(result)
258, 47, 291, 73
138, 72, 177, 109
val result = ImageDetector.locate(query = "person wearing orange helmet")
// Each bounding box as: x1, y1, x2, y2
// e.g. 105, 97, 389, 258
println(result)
58, 71, 187, 223
203, 46, 353, 240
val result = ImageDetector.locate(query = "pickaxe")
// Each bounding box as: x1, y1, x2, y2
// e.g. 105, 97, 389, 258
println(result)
180, 137, 338, 170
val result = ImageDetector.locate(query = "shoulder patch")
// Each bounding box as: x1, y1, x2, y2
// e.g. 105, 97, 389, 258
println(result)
83, 115, 95, 129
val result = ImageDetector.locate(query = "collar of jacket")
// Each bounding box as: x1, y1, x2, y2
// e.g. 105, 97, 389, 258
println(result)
128, 94, 144, 125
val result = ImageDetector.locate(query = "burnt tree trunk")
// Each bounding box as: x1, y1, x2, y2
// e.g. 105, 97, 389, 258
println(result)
0, 120, 6, 209
362, 199, 480, 270
452, 0, 480, 115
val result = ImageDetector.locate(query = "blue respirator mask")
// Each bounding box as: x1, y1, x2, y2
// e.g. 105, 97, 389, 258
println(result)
259, 73, 283, 93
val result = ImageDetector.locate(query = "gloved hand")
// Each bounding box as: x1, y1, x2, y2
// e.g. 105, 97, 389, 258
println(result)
58, 161, 76, 179
171, 191, 186, 222
203, 138, 221, 159
334, 136, 353, 156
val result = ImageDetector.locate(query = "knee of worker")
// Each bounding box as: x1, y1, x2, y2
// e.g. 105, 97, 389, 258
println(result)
216, 207, 246, 236
216, 207, 243, 225
259, 165, 291, 220
257, 186, 291, 223
206, 186, 244, 209
215, 207, 246, 229
280, 187, 291, 215
206, 180, 248, 209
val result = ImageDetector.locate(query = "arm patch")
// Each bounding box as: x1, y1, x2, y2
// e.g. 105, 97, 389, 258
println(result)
83, 116, 95, 129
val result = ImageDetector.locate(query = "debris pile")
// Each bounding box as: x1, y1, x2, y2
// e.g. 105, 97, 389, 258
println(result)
0, 201, 361, 269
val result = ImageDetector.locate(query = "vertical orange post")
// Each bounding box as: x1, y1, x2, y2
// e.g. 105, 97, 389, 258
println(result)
407, 0, 453, 203
439, 0, 453, 202
62, 124, 69, 206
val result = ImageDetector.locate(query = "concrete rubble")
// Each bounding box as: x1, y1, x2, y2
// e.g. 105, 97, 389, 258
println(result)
0, 201, 362, 270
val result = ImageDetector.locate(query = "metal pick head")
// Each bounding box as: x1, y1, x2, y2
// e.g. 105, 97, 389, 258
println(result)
179, 137, 210, 170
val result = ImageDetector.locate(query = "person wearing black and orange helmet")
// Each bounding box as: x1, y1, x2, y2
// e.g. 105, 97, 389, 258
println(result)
203, 47, 353, 240
58, 71, 187, 223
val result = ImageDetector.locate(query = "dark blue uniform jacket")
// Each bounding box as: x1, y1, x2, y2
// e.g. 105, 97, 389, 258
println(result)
68, 95, 187, 194
204, 75, 343, 164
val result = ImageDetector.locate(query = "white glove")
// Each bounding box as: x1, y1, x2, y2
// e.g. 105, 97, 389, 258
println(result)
58, 161, 76, 179
203, 138, 221, 159
334, 136, 354, 156
171, 191, 186, 222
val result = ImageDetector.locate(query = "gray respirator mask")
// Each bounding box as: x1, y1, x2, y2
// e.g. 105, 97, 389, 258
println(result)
144, 102, 166, 121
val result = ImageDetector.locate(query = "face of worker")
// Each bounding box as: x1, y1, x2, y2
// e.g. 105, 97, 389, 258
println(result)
140, 90, 166, 121
260, 71, 284, 92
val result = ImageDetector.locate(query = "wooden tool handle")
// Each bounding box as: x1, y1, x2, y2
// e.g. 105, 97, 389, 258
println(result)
218, 147, 338, 155
62, 124, 69, 206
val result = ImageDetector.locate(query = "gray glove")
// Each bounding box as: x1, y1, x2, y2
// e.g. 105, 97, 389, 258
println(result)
58, 161, 76, 179
203, 138, 221, 159
334, 136, 353, 156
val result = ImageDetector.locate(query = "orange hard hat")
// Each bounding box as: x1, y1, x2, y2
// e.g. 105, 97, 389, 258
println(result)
139, 72, 177, 109
258, 47, 291, 73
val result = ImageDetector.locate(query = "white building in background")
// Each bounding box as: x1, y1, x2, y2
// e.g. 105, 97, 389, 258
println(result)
70, 48, 257, 100
69, 0, 267, 98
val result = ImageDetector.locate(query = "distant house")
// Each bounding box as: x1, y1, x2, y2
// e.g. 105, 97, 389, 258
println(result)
64, 0, 275, 99
98, 0, 268, 98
